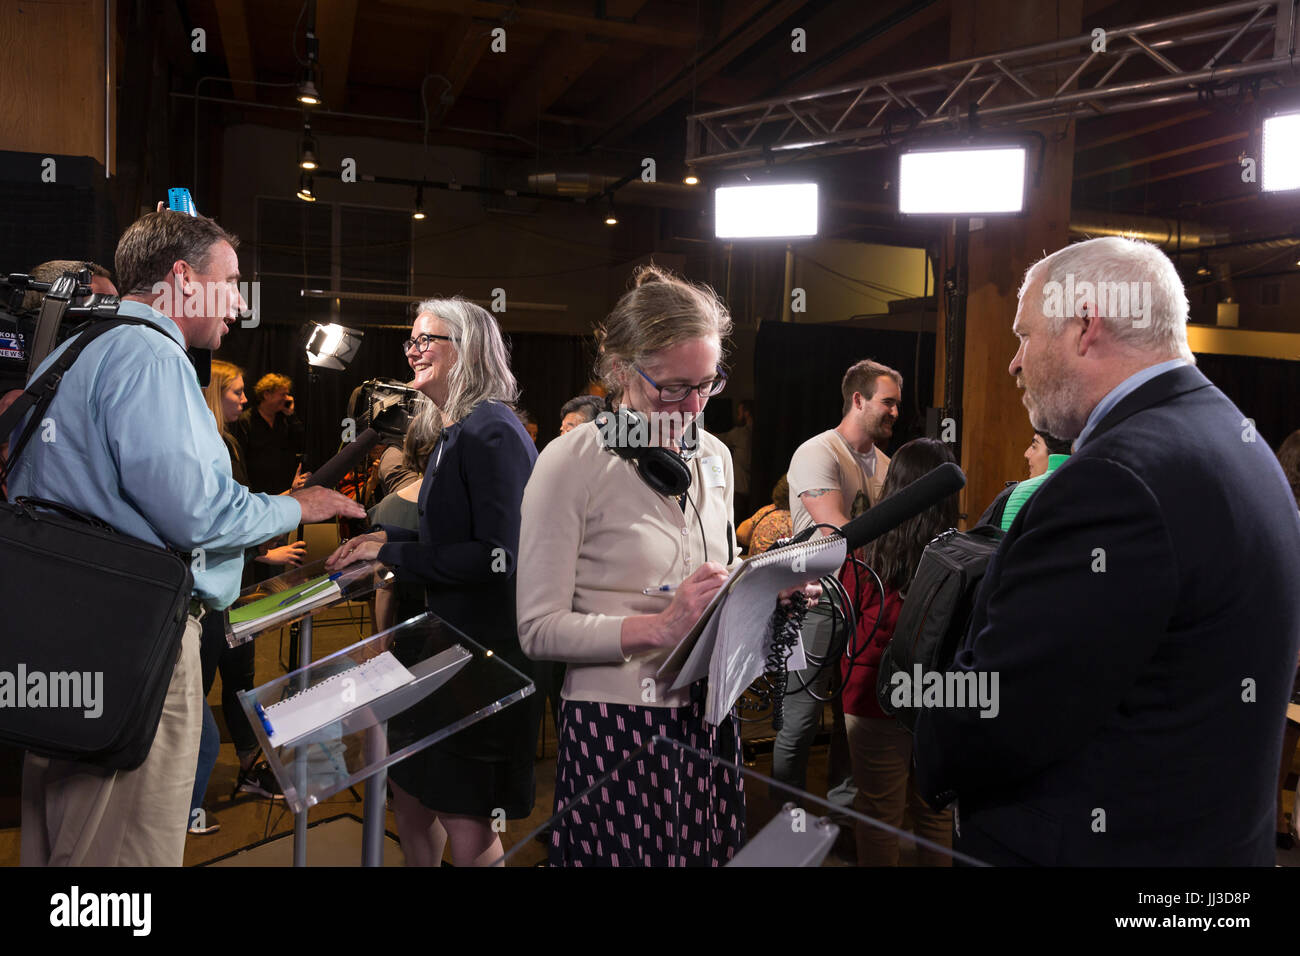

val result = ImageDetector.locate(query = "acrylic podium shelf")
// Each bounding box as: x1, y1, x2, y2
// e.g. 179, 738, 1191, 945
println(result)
223, 556, 385, 648
237, 610, 533, 865
501, 733, 986, 868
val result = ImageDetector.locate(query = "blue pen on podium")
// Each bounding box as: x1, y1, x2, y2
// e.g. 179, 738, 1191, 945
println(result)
275, 571, 343, 609
253, 702, 275, 739
642, 585, 676, 595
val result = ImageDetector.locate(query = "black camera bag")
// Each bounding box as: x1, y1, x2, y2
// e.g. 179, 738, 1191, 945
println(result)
0, 319, 193, 770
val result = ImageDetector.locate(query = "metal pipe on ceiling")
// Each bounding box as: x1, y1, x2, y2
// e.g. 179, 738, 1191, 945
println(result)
1068, 209, 1300, 254
300, 289, 568, 312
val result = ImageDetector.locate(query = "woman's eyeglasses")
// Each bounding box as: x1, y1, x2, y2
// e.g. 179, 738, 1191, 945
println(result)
401, 333, 454, 355
635, 365, 727, 403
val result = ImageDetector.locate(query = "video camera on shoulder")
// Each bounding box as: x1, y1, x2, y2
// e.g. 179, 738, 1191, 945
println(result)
351, 378, 422, 441
0, 265, 122, 388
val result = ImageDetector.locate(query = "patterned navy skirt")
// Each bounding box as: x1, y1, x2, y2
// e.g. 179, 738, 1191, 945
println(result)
549, 695, 745, 867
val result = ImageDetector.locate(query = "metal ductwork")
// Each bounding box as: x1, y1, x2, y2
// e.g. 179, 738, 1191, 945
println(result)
1070, 210, 1300, 266
526, 172, 620, 197
1069, 209, 1229, 248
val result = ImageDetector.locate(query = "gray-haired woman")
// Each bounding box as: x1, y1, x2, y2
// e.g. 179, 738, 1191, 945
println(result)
327, 296, 540, 866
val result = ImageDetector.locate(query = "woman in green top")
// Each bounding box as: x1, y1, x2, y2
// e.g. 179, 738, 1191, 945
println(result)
1000, 430, 1072, 531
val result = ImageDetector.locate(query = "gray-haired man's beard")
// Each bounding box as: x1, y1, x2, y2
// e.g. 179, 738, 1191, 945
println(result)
1026, 383, 1085, 440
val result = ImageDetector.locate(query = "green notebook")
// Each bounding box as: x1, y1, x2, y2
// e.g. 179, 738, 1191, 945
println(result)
229, 573, 337, 628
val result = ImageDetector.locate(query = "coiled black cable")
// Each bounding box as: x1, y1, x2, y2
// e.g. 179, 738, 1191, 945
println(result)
764, 589, 808, 732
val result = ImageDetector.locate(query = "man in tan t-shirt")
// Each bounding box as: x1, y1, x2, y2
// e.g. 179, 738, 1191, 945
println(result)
774, 359, 901, 803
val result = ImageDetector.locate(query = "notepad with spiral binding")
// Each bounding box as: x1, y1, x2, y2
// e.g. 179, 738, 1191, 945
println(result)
262, 651, 415, 748
657, 534, 848, 723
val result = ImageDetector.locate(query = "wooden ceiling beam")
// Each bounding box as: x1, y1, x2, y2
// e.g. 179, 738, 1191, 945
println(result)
317, 0, 360, 109
430, 13, 494, 123
500, 32, 610, 132
212, 0, 257, 101
384, 0, 696, 48
499, 0, 649, 132
586, 0, 811, 147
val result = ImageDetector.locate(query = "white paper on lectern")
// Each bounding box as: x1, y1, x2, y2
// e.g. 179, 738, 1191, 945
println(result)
264, 651, 415, 748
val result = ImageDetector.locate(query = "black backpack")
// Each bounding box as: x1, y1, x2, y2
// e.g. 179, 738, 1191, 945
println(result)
875, 524, 1004, 731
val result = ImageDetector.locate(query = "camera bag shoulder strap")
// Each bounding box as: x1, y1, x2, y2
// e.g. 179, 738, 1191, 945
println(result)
0, 317, 173, 484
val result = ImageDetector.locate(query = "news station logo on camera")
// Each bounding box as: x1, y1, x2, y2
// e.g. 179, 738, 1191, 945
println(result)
0, 329, 23, 362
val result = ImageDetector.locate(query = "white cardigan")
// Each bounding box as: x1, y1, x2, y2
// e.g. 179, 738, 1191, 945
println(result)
517, 421, 741, 708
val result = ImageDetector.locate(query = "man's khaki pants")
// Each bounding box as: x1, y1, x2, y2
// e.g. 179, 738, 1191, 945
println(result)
21, 616, 203, 866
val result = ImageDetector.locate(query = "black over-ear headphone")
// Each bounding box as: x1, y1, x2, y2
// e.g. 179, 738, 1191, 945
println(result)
594, 407, 695, 498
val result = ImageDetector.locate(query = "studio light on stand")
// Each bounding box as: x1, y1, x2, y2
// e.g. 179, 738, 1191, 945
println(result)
301, 319, 364, 496
1261, 109, 1300, 193
897, 142, 1028, 464
714, 181, 818, 239
898, 145, 1027, 215
305, 322, 363, 371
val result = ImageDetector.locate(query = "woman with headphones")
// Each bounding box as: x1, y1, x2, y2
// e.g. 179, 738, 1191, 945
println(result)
518, 265, 814, 866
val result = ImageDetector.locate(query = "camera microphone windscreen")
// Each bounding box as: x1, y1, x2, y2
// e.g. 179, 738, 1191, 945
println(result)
304, 428, 380, 490
837, 462, 966, 552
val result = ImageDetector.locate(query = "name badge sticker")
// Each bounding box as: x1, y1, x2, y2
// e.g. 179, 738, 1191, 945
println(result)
700, 455, 726, 488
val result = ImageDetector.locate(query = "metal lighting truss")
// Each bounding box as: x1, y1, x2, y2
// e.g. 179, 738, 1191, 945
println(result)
685, 0, 1300, 168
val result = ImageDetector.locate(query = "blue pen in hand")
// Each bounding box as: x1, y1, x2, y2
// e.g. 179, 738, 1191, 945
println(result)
642, 585, 676, 595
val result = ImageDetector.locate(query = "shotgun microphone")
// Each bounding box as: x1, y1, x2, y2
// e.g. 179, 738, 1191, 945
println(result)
304, 427, 380, 489
837, 462, 966, 551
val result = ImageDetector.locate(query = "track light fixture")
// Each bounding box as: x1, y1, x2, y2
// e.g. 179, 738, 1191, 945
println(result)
296, 71, 321, 107
299, 122, 318, 170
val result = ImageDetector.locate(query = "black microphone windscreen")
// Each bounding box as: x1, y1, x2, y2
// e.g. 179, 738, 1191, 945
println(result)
837, 462, 966, 552
305, 427, 380, 489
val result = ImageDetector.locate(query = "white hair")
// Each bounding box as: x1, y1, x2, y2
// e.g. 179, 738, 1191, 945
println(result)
412, 295, 519, 423
1020, 236, 1194, 364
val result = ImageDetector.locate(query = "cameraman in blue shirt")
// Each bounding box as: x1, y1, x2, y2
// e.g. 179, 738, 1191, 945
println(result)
7, 209, 364, 866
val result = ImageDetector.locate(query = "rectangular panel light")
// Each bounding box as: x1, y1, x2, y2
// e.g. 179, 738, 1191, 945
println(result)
898, 146, 1027, 215
715, 182, 818, 238
1262, 111, 1300, 193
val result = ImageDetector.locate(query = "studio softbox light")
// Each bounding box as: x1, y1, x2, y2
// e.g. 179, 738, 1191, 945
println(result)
1261, 110, 1300, 193
898, 146, 1027, 215
714, 182, 819, 239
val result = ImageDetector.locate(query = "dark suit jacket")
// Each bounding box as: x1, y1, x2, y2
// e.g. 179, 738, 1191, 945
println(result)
232, 407, 305, 494
914, 365, 1300, 865
378, 400, 539, 761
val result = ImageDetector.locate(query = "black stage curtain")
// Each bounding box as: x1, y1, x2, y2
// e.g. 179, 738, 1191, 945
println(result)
1193, 352, 1300, 451
216, 324, 590, 469
751, 323, 936, 513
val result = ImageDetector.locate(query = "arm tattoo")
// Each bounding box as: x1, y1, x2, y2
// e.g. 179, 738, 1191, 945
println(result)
800, 488, 836, 498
